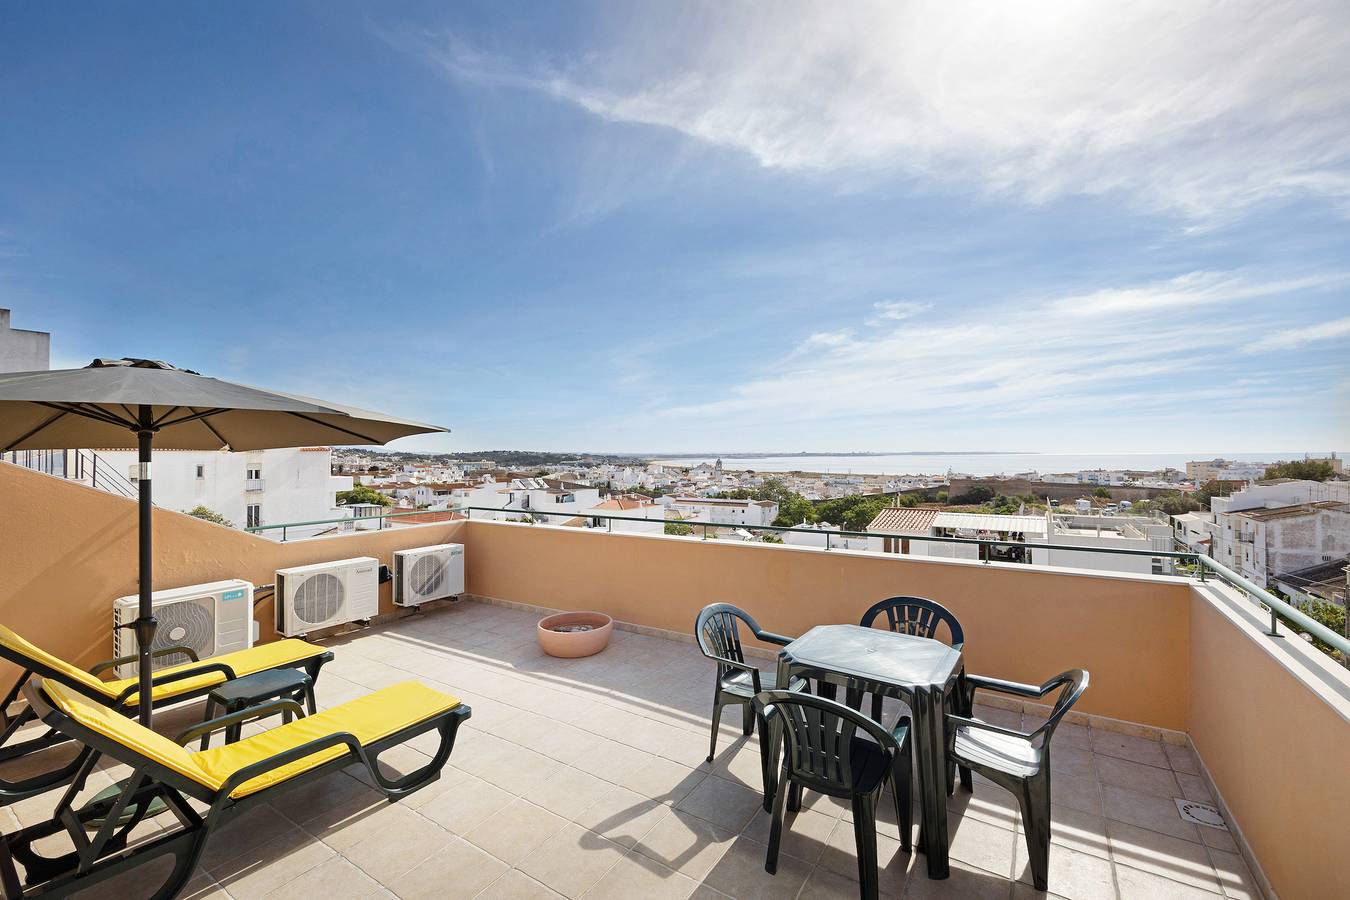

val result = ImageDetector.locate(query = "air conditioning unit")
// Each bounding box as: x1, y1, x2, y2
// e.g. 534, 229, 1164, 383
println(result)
394, 543, 465, 607
276, 557, 379, 637
112, 579, 254, 679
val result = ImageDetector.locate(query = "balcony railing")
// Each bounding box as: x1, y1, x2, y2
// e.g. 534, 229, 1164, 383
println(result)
244, 504, 1350, 663
245, 478, 265, 492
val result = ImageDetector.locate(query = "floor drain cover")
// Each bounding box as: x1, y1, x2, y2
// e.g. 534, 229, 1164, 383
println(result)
1175, 798, 1226, 829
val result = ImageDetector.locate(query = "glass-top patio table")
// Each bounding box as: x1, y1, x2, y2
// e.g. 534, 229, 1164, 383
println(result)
771, 624, 963, 880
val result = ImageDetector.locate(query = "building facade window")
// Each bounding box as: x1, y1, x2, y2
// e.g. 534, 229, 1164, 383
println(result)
246, 468, 261, 480
246, 504, 261, 528
195, 465, 205, 479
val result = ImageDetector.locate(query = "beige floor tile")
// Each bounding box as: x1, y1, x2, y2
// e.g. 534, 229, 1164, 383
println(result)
947, 781, 1020, 829
260, 856, 387, 899
573, 783, 669, 847
816, 817, 910, 897
464, 798, 568, 866
674, 773, 765, 832
518, 823, 626, 898
1052, 772, 1103, 816
1198, 825, 1239, 855
621, 755, 708, 804
1164, 743, 1202, 775
798, 863, 903, 899
1094, 754, 1181, 799
209, 825, 336, 900
1091, 731, 1169, 768
582, 850, 698, 900
1208, 849, 1262, 900
1014, 840, 1114, 900
1114, 862, 1223, 899
634, 808, 738, 880
474, 869, 565, 899
1107, 821, 1221, 892
701, 835, 812, 900
198, 803, 298, 871
519, 763, 614, 820
339, 808, 454, 887
742, 806, 838, 866
1175, 772, 1214, 804
384, 834, 508, 899
417, 771, 514, 835
1102, 785, 1200, 842
944, 811, 1017, 879
1045, 805, 1110, 860
903, 860, 1012, 900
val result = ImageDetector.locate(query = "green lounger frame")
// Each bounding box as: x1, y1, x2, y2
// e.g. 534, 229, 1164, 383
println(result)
0, 681, 469, 900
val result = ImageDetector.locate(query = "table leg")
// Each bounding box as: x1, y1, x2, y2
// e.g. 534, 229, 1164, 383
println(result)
912, 686, 950, 879
761, 657, 790, 812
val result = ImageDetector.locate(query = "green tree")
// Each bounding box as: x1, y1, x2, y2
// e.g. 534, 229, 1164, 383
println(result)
336, 485, 394, 507
894, 493, 920, 508
760, 533, 784, 544
1091, 486, 1111, 499
1274, 596, 1346, 660
1149, 492, 1203, 516
814, 494, 894, 531
185, 505, 233, 527
936, 490, 949, 504
1264, 460, 1335, 481
664, 522, 694, 536
951, 486, 995, 504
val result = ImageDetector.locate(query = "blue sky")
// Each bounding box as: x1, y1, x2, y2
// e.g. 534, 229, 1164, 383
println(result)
2, 1, 1347, 454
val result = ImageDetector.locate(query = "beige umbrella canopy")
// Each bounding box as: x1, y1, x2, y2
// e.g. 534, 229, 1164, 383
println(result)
0, 358, 447, 724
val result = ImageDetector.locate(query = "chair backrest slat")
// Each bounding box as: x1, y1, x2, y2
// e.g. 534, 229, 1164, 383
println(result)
861, 596, 964, 647
758, 690, 897, 795
696, 604, 759, 678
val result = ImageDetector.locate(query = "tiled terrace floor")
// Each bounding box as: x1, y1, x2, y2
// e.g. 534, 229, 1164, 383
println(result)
2, 600, 1263, 899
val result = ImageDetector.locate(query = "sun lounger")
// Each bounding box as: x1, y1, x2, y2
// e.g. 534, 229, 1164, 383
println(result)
0, 677, 468, 899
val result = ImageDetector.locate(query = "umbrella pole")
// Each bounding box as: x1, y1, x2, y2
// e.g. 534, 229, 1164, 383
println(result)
134, 406, 157, 727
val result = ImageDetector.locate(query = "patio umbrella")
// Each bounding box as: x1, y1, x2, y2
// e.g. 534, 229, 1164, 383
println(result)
0, 358, 447, 725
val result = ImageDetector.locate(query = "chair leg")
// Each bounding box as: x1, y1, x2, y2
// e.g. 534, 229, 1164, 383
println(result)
707, 698, 724, 764
892, 739, 913, 853
1018, 776, 1052, 892
741, 702, 754, 736
851, 793, 880, 900
765, 766, 791, 874
870, 692, 884, 724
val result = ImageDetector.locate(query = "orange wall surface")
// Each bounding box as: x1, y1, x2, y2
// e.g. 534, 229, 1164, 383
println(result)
464, 520, 1192, 730
1188, 589, 1349, 900
0, 463, 465, 685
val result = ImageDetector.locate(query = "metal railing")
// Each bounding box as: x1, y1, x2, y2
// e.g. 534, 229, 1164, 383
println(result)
245, 503, 1350, 660
2, 448, 138, 500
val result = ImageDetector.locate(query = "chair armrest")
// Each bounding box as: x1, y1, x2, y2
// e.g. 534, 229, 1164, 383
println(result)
947, 713, 1031, 741
964, 674, 1047, 700
174, 699, 307, 747
111, 662, 238, 707
751, 628, 794, 647
90, 645, 201, 677
217, 731, 363, 799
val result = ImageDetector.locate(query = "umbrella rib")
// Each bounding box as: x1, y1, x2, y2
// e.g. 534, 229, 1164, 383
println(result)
150, 406, 183, 428
2, 408, 71, 452
38, 402, 137, 430
285, 411, 381, 444
154, 407, 229, 429
196, 413, 232, 450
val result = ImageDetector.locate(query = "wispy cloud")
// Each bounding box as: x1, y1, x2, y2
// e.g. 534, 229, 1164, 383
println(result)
868, 300, 932, 325
1045, 271, 1348, 317
1245, 315, 1350, 353
413, 2, 1350, 224
658, 269, 1339, 438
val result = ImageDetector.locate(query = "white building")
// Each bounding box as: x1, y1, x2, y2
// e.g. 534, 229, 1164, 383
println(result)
0, 308, 50, 373
667, 496, 779, 527
783, 521, 870, 551
1041, 514, 1176, 575
579, 495, 669, 534
1186, 458, 1269, 483
90, 446, 351, 536
1206, 480, 1350, 585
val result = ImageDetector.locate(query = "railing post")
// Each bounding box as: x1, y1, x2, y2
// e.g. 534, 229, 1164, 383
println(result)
702, 524, 708, 540
825, 533, 831, 551
282, 526, 287, 542
1268, 605, 1280, 637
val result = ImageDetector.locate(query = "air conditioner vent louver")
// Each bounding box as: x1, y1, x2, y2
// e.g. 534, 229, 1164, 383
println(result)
393, 544, 465, 608
292, 572, 344, 625
276, 558, 379, 637
112, 580, 253, 679
408, 555, 446, 598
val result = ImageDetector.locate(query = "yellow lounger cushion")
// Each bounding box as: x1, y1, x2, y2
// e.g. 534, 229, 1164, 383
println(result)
107, 639, 328, 706
41, 679, 461, 799
0, 624, 327, 705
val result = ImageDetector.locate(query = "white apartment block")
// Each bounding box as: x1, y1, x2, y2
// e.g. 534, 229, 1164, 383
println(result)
1186, 458, 1268, 483
667, 496, 780, 527
1206, 480, 1350, 585
0, 309, 50, 373
91, 446, 352, 534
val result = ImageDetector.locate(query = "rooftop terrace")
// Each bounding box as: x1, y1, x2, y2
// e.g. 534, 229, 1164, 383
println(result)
1, 600, 1266, 899
2, 461, 1348, 899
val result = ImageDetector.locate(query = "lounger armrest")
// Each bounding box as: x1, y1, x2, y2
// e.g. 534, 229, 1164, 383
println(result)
90, 645, 202, 677
174, 699, 308, 747
112, 662, 238, 707
946, 713, 1031, 741
217, 731, 364, 799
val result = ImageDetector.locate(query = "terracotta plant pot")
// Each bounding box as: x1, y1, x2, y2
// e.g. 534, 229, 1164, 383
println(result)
537, 611, 614, 658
